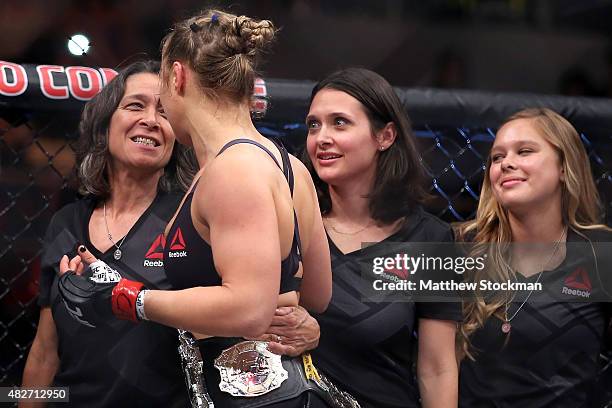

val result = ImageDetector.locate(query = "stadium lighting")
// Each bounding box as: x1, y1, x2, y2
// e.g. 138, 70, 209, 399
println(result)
67, 34, 90, 56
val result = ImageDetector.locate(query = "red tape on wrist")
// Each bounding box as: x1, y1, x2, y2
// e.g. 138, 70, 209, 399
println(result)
111, 279, 144, 322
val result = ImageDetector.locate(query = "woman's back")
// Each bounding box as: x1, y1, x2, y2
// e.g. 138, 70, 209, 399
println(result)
164, 137, 330, 336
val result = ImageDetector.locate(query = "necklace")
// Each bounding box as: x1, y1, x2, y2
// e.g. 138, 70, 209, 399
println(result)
325, 219, 375, 235
501, 227, 567, 334
103, 202, 128, 260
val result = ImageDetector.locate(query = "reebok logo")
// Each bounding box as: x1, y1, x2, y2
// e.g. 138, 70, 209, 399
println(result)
561, 267, 591, 298
167, 228, 188, 258
143, 259, 164, 267
169, 228, 186, 250
144, 234, 165, 267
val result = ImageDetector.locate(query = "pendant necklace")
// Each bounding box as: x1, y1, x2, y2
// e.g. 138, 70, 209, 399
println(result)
103, 202, 128, 260
501, 227, 567, 334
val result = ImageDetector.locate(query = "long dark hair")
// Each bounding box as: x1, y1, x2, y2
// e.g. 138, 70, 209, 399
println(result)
75, 60, 196, 198
303, 67, 427, 223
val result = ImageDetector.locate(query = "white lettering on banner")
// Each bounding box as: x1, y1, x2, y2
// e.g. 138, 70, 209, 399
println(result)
36, 65, 69, 99
0, 61, 28, 96
0, 62, 268, 106
65, 66, 103, 100
99, 68, 118, 85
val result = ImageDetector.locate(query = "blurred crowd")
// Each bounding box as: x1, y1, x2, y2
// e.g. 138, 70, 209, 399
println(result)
2, 0, 612, 96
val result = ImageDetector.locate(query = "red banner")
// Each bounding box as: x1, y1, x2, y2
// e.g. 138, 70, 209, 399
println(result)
0, 61, 267, 117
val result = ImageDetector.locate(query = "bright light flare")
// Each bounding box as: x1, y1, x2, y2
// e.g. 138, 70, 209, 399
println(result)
67, 34, 90, 56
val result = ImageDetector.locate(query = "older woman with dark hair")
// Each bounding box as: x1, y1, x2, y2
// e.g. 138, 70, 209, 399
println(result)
75, 61, 194, 198
20, 60, 196, 407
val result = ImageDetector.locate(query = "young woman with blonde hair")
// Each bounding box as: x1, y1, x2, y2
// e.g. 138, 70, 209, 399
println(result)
457, 108, 611, 407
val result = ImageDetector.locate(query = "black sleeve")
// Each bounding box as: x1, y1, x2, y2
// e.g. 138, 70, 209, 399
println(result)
422, 214, 454, 243
416, 301, 463, 321
37, 206, 80, 307
593, 234, 612, 347
38, 212, 62, 307
599, 240, 612, 350
416, 214, 463, 321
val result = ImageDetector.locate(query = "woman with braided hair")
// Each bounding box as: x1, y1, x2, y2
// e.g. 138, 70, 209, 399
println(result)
58, 9, 336, 408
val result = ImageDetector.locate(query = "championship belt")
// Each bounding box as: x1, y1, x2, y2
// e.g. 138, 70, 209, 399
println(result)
214, 341, 288, 397
183, 336, 360, 408
178, 329, 215, 408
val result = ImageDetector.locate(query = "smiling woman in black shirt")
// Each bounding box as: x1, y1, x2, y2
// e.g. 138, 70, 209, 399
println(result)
21, 60, 195, 407
457, 108, 612, 407
261, 68, 462, 408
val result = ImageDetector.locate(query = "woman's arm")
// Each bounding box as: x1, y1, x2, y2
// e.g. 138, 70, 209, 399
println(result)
298, 203, 332, 313
417, 318, 458, 408
290, 157, 332, 313
144, 155, 283, 337
59, 152, 331, 337
20, 308, 59, 408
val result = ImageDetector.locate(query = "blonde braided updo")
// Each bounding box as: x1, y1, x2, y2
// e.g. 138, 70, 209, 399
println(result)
161, 9, 276, 102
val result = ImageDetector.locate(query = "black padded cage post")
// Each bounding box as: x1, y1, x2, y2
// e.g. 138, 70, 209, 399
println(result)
0, 63, 610, 405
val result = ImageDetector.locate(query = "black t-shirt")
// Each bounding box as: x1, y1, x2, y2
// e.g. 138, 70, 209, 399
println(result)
38, 191, 188, 408
311, 208, 462, 408
459, 228, 612, 408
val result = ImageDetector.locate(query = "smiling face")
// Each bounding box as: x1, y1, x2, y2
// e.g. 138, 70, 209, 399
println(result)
488, 118, 564, 214
107, 72, 175, 176
306, 88, 381, 188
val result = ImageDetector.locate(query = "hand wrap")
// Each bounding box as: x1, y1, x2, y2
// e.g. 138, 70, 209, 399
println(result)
58, 259, 146, 327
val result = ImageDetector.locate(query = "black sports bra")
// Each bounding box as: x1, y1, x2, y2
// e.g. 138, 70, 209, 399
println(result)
164, 138, 303, 294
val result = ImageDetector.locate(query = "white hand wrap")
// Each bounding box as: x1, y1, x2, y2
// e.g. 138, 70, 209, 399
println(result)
135, 289, 149, 321
89, 260, 122, 283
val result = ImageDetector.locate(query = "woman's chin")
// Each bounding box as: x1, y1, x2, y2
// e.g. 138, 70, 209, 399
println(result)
126, 159, 167, 176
